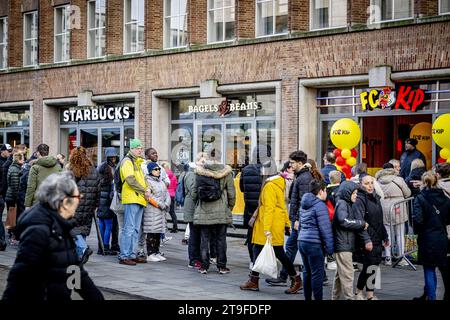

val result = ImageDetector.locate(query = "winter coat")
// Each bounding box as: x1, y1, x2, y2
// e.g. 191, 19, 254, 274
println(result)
120, 152, 148, 207
284, 172, 295, 209
405, 167, 426, 197
192, 163, 236, 225
2, 203, 103, 301
290, 167, 314, 222
353, 188, 389, 265
1, 156, 13, 197
0, 155, 8, 197
333, 181, 366, 253
166, 168, 178, 198
69, 167, 101, 237
18, 158, 36, 212
376, 168, 411, 225
97, 161, 115, 219
252, 175, 290, 246
141, 161, 171, 187
321, 164, 346, 185
239, 164, 263, 216
5, 162, 22, 205
24, 156, 62, 207
438, 178, 450, 199
400, 148, 427, 179
413, 188, 450, 267
298, 193, 334, 255
182, 164, 196, 223
143, 175, 171, 234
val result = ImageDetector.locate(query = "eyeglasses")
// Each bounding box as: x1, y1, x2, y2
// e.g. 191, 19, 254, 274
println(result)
68, 194, 83, 200
152, 168, 161, 171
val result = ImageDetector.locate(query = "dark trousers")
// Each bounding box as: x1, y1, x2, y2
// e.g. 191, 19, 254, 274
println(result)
244, 206, 256, 263
146, 233, 161, 255
299, 240, 325, 300
199, 224, 227, 269
188, 222, 201, 265
168, 197, 178, 230
281, 221, 299, 280
356, 263, 379, 292
5, 201, 16, 238
0, 196, 5, 241
251, 243, 296, 278
210, 227, 218, 259
111, 213, 119, 250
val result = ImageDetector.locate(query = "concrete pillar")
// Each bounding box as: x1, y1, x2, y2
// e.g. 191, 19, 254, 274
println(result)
298, 84, 318, 160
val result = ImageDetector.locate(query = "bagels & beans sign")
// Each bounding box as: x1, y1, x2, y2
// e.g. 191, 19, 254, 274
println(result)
360, 86, 426, 112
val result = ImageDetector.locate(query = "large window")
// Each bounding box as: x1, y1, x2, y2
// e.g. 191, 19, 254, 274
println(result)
164, 0, 188, 48
124, 0, 144, 53
23, 11, 38, 66
88, 0, 106, 58
207, 0, 235, 43
440, 0, 450, 14
256, 0, 288, 37
371, 0, 413, 22
54, 6, 70, 62
0, 17, 7, 69
311, 0, 347, 30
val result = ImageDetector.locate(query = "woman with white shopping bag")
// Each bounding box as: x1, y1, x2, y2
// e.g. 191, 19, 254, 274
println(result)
240, 174, 302, 293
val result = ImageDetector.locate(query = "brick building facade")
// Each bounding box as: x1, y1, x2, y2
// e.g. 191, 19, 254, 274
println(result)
1, 0, 449, 175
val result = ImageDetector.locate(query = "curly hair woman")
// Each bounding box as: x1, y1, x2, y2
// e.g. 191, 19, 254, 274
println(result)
67, 147, 101, 264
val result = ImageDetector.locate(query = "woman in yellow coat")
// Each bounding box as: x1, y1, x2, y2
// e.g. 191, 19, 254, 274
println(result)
240, 173, 302, 293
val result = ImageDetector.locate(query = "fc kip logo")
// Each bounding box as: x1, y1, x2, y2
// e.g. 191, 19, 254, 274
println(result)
332, 129, 350, 135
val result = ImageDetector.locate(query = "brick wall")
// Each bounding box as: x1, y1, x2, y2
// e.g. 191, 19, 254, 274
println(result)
71, 0, 87, 60
22, 0, 38, 12
106, 0, 123, 56
39, 0, 53, 64
236, 0, 255, 38
8, 0, 22, 67
147, 0, 163, 50
290, 0, 309, 32
349, 0, 369, 25
415, 0, 439, 17
189, 0, 207, 45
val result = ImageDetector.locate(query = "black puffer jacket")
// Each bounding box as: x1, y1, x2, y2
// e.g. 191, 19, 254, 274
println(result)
1, 155, 13, 197
406, 167, 427, 196
413, 188, 450, 267
5, 162, 22, 204
333, 181, 366, 253
0, 155, 8, 196
97, 161, 115, 219
69, 167, 101, 237
2, 203, 103, 301
239, 164, 263, 223
290, 167, 314, 222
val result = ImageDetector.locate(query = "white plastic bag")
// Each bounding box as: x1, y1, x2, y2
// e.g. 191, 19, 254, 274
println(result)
252, 239, 279, 279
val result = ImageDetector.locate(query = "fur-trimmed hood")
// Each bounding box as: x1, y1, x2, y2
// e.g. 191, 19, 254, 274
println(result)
376, 168, 397, 184
194, 163, 233, 179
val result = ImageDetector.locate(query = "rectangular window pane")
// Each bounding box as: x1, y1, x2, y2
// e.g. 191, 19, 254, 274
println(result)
81, 128, 99, 165
331, 0, 347, 27
171, 99, 195, 120
88, 30, 96, 57
441, 0, 450, 13
55, 7, 69, 62
170, 16, 178, 47
439, 81, 450, 110
312, 0, 329, 29
381, 0, 393, 21
211, 0, 223, 9
0, 18, 6, 69
138, 24, 144, 51
88, 1, 96, 29
256, 93, 276, 117
24, 14, 33, 39
258, 1, 274, 36
170, 123, 193, 176
224, 7, 235, 40
394, 0, 412, 19
124, 126, 135, 157
98, 29, 106, 56
211, 10, 223, 42
275, 0, 288, 34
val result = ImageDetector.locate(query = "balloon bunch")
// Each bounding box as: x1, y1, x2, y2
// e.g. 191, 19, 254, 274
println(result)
432, 114, 450, 164
333, 148, 358, 179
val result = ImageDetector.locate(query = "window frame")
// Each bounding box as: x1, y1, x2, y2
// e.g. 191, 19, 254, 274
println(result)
309, 0, 348, 31
207, 0, 236, 44
23, 11, 38, 67
0, 17, 7, 70
123, 0, 145, 54
164, 0, 188, 49
87, 0, 107, 59
54, 5, 71, 63
369, 0, 414, 24
255, 0, 289, 38
439, 0, 450, 15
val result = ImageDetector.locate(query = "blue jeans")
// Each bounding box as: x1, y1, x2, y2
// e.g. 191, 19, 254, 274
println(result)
99, 218, 113, 246
424, 266, 437, 300
299, 240, 325, 300
280, 223, 299, 280
119, 204, 144, 260
75, 235, 88, 259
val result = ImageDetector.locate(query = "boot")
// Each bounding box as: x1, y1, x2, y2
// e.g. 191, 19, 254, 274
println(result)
240, 274, 259, 291
285, 275, 302, 294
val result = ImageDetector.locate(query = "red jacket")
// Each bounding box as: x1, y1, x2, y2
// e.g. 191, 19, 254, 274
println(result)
166, 169, 178, 198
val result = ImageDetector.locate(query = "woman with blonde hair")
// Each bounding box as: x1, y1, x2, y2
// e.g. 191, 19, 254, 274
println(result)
67, 147, 101, 264
406, 159, 426, 196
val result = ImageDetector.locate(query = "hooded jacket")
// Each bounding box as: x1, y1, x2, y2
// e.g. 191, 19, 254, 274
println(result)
239, 163, 263, 217
376, 168, 411, 225
400, 148, 426, 179
143, 174, 171, 234
252, 175, 290, 246
333, 181, 366, 253
5, 162, 22, 204
24, 156, 62, 207
192, 163, 236, 225
2, 203, 103, 301
166, 168, 178, 198
181, 163, 197, 223
0, 155, 8, 196
1, 155, 13, 197
290, 166, 314, 222
97, 159, 116, 219
298, 193, 334, 255
120, 152, 148, 207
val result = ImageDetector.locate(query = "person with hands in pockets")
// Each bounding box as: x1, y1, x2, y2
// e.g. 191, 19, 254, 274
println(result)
240, 173, 302, 294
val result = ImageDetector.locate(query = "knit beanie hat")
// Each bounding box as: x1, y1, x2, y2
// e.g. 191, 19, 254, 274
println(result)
147, 161, 160, 173
130, 138, 143, 149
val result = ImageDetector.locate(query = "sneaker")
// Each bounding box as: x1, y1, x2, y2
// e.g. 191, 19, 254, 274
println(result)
161, 236, 173, 245
384, 257, 392, 266
218, 267, 230, 274
326, 261, 337, 270
265, 277, 288, 286
147, 254, 161, 262
188, 261, 201, 269
367, 295, 379, 300
354, 292, 366, 300
323, 277, 329, 286
198, 268, 208, 274
210, 257, 217, 265
155, 253, 167, 261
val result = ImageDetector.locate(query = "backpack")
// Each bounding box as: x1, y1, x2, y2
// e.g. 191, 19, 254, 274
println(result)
197, 174, 222, 202
114, 155, 135, 194
175, 173, 186, 206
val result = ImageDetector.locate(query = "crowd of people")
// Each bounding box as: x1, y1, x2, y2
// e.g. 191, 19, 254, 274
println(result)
0, 136, 448, 301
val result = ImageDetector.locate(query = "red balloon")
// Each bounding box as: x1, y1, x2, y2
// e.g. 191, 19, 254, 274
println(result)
336, 156, 346, 166
333, 149, 341, 158
438, 157, 446, 164
341, 164, 351, 174
351, 149, 358, 158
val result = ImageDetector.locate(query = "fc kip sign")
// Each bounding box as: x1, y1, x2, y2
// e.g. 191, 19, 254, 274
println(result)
360, 86, 426, 112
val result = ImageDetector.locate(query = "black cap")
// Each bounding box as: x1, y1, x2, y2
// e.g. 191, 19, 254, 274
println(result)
406, 138, 418, 147
0, 143, 12, 151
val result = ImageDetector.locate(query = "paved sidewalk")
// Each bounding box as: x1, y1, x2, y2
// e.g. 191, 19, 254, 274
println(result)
0, 227, 445, 300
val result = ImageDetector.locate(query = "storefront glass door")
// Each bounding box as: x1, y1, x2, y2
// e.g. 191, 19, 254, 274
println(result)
225, 123, 252, 173
101, 128, 120, 161
197, 123, 222, 160
80, 128, 99, 165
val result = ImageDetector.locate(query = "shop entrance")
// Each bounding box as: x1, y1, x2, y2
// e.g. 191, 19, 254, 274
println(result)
361, 114, 433, 175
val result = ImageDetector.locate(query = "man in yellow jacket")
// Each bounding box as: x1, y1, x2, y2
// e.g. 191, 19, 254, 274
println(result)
240, 174, 302, 293
118, 139, 150, 266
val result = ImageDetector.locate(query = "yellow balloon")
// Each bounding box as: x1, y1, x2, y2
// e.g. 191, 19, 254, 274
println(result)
432, 114, 450, 149
330, 118, 361, 150
448, 158, 450, 163
346, 157, 357, 167
440, 148, 450, 160
336, 165, 342, 172
341, 149, 351, 159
